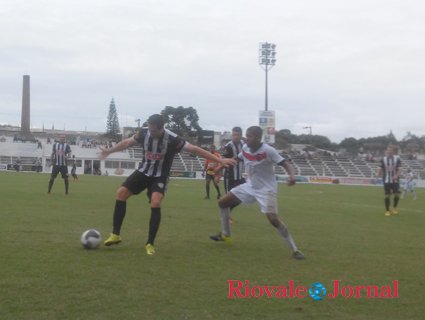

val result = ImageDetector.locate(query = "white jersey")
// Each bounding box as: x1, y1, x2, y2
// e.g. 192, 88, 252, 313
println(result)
406, 172, 414, 183
404, 172, 416, 190
238, 143, 284, 193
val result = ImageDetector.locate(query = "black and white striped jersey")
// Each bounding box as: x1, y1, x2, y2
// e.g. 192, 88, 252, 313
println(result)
222, 140, 244, 181
52, 143, 71, 166
133, 128, 186, 177
380, 155, 401, 183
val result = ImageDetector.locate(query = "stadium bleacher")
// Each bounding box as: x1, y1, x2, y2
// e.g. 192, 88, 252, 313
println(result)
1, 134, 425, 179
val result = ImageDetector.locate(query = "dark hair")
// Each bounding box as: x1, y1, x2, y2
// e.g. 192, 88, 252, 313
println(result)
232, 126, 242, 134
246, 126, 263, 139
148, 114, 165, 129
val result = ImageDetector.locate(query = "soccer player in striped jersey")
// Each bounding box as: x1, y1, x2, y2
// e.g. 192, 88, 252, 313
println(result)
210, 126, 305, 260
214, 127, 245, 223
48, 134, 71, 195
377, 145, 401, 216
221, 127, 245, 193
99, 114, 236, 255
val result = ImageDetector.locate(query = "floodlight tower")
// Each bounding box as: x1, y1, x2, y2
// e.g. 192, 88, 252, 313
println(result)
259, 42, 276, 111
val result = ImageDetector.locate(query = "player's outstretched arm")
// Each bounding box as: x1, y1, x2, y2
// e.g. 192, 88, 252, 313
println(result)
280, 160, 296, 186
184, 143, 236, 168
98, 137, 135, 159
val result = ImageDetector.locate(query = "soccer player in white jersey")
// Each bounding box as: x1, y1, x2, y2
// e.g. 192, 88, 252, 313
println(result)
377, 145, 401, 216
210, 126, 305, 260
99, 114, 236, 255
401, 169, 416, 200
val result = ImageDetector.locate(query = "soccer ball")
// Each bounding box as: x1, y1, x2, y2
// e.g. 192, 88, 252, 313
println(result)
80, 229, 102, 249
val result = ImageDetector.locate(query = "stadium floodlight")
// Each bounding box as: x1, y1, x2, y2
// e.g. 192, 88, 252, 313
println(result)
303, 126, 312, 135
259, 42, 277, 111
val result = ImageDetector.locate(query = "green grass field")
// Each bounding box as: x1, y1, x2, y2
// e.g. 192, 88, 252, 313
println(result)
0, 172, 424, 320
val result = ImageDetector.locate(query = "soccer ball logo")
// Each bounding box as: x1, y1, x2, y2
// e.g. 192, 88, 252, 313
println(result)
309, 282, 327, 301
80, 229, 102, 249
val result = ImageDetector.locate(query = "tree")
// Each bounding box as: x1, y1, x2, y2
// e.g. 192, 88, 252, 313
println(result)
161, 106, 202, 142
106, 98, 121, 140
339, 137, 359, 154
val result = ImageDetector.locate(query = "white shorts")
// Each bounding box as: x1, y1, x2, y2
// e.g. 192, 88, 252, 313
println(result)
404, 182, 416, 191
230, 183, 278, 214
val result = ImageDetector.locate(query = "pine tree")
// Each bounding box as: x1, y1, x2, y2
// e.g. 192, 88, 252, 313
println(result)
106, 98, 120, 140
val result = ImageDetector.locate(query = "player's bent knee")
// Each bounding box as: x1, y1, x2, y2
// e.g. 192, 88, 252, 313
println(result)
116, 187, 131, 201
218, 193, 240, 209
150, 199, 162, 208
150, 193, 163, 208
218, 197, 230, 208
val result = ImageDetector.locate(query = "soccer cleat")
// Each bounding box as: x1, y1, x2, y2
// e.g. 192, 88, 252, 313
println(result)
384, 211, 391, 216
391, 208, 399, 215
209, 233, 232, 244
104, 233, 122, 246
292, 250, 305, 260
145, 243, 155, 255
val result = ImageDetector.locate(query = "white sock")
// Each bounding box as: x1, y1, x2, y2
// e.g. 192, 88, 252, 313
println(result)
220, 207, 231, 237
276, 222, 297, 252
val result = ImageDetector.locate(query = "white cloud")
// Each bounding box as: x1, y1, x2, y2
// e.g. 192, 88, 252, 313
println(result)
1, 0, 424, 143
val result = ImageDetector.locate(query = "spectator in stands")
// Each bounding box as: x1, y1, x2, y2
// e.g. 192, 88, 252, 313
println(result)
34, 158, 42, 173
377, 145, 401, 216
202, 145, 222, 199
15, 158, 21, 171
37, 140, 42, 149
48, 134, 71, 195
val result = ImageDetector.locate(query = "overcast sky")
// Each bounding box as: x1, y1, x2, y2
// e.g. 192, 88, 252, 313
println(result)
1, 0, 424, 142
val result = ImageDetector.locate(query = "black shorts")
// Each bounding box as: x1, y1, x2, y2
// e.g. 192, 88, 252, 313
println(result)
51, 165, 68, 179
384, 182, 400, 195
122, 170, 168, 200
224, 178, 246, 193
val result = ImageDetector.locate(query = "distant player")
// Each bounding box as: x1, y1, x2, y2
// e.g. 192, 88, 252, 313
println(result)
377, 145, 401, 216
214, 126, 245, 223
210, 126, 305, 260
48, 134, 71, 195
202, 145, 222, 199
221, 127, 245, 193
401, 169, 416, 200
71, 155, 78, 181
99, 114, 236, 255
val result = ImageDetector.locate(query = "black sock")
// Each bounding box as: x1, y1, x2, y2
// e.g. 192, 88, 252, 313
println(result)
393, 196, 399, 208
206, 184, 210, 197
147, 207, 161, 245
214, 184, 221, 196
113, 200, 127, 235
385, 197, 390, 211
64, 178, 69, 194
48, 179, 54, 193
